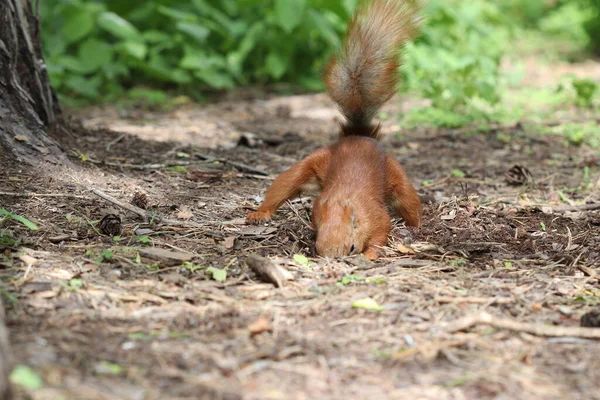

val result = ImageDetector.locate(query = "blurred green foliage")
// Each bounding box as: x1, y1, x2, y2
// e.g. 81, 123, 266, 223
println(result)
40, 0, 600, 114
41, 0, 354, 103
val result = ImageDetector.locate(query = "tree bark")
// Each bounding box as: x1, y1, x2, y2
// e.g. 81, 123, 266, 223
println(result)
0, 0, 66, 164
0, 298, 11, 400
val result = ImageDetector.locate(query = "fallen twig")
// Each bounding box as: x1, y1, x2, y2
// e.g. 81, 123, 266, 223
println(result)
435, 296, 514, 305
86, 159, 196, 170
541, 203, 600, 213
105, 133, 125, 150
446, 312, 600, 339
246, 255, 294, 288
0, 191, 90, 199
92, 189, 147, 219
195, 152, 268, 176
91, 189, 204, 229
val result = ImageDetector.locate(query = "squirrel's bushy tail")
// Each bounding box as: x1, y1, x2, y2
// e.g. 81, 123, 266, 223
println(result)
324, 0, 421, 139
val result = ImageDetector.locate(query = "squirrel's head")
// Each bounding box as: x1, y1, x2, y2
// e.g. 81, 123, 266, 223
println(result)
312, 195, 363, 258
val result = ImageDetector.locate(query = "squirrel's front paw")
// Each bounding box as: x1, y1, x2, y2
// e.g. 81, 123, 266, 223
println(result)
246, 211, 272, 224
362, 248, 380, 261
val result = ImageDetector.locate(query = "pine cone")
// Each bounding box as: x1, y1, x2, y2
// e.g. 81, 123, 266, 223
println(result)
581, 310, 600, 328
505, 165, 533, 185
131, 192, 149, 210
99, 214, 122, 236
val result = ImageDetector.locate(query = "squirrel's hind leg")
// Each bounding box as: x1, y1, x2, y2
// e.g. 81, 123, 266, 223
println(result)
384, 154, 422, 227
247, 148, 331, 223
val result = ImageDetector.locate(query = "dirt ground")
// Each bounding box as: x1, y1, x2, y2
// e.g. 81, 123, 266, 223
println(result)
2, 60, 600, 400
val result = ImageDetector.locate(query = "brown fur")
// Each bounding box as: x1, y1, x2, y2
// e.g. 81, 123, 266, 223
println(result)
323, 0, 422, 137
247, 0, 422, 259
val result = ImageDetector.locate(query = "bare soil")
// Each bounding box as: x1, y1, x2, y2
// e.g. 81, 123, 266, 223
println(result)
2, 73, 600, 399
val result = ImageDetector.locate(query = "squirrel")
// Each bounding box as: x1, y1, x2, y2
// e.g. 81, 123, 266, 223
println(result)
247, 0, 423, 260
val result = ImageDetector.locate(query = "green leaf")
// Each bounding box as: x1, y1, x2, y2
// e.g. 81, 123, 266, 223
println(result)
338, 274, 365, 286
274, 0, 308, 33
78, 38, 113, 72
206, 267, 227, 281
352, 297, 385, 312
306, 9, 341, 47
180, 47, 226, 70
451, 169, 466, 178
293, 254, 310, 265
10, 365, 44, 390
11, 215, 39, 231
56, 55, 96, 74
176, 22, 210, 43
194, 70, 234, 89
97, 12, 140, 40
142, 30, 171, 43
101, 249, 113, 260
157, 6, 197, 22
63, 75, 102, 99
61, 9, 95, 44
266, 52, 288, 79
69, 278, 83, 290
96, 361, 123, 375
120, 41, 148, 60
138, 235, 150, 244
102, 63, 129, 80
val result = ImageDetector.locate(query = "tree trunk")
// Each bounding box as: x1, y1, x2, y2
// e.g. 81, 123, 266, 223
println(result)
0, 298, 11, 400
0, 0, 66, 164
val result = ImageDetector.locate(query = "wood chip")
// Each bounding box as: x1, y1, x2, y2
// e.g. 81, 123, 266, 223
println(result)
246, 255, 293, 288
139, 248, 194, 265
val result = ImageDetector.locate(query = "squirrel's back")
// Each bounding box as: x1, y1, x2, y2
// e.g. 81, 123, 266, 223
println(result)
324, 0, 421, 139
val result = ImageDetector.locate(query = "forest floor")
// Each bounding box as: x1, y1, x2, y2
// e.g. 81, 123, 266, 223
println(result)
2, 57, 600, 400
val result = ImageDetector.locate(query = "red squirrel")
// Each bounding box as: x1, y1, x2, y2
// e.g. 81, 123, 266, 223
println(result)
247, 0, 423, 260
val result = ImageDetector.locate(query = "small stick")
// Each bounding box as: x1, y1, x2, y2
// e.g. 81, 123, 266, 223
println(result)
0, 191, 90, 199
544, 203, 600, 213
86, 159, 195, 171
435, 296, 514, 305
246, 255, 294, 288
195, 153, 268, 176
91, 189, 147, 219
105, 134, 125, 150
91, 189, 204, 229
446, 312, 600, 339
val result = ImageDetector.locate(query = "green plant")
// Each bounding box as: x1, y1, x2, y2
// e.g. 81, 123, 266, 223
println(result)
401, 0, 512, 118
0, 209, 39, 230
582, 0, 600, 54
40, 0, 353, 103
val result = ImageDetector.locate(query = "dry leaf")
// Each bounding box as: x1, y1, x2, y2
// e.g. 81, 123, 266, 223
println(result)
223, 236, 236, 249
19, 254, 38, 267
248, 316, 272, 335
176, 206, 193, 220
14, 135, 29, 142
397, 243, 416, 254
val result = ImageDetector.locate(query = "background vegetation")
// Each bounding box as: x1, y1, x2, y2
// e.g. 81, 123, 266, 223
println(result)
40, 0, 600, 126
